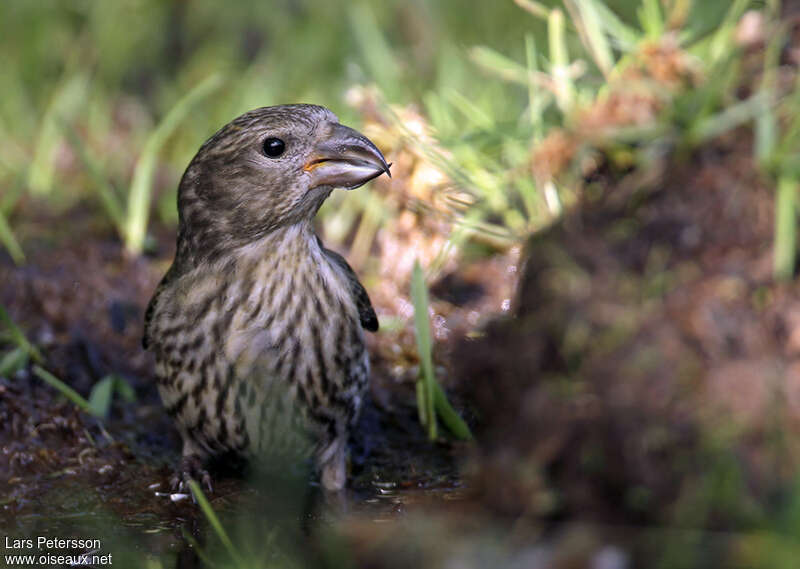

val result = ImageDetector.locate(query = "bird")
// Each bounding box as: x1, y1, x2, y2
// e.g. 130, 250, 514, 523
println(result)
142, 104, 390, 491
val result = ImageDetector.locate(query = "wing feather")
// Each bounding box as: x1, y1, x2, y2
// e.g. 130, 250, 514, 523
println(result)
319, 239, 378, 332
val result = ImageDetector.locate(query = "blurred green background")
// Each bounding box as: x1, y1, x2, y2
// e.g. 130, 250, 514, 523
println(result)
0, 0, 762, 263
1, 0, 537, 251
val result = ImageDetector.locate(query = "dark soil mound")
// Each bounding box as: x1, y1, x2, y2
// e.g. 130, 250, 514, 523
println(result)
460, 133, 800, 530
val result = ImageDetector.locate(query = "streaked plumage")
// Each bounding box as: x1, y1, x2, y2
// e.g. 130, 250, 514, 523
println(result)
143, 104, 389, 490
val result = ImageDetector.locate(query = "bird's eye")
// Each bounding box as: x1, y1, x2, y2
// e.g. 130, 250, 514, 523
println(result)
263, 137, 286, 158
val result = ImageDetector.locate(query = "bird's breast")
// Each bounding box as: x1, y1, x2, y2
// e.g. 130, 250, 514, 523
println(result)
218, 240, 366, 406
151, 229, 368, 458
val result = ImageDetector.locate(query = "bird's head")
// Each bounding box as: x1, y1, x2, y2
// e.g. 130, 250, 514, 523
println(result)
176, 104, 390, 263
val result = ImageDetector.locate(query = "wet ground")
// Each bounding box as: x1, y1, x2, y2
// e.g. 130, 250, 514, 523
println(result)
6, 133, 800, 567
0, 207, 514, 567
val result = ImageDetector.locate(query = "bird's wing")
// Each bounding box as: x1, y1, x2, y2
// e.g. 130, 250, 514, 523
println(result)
142, 264, 180, 350
319, 240, 379, 332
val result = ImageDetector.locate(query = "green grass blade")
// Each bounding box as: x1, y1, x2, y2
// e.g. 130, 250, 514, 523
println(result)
524, 34, 544, 139
774, 176, 798, 282
517, 177, 542, 226
61, 121, 126, 235
775, 70, 800, 164
411, 260, 437, 440
125, 74, 224, 255
88, 375, 115, 418
188, 480, 246, 569
0, 208, 25, 265
513, 0, 549, 20
180, 529, 220, 569
0, 347, 28, 377
433, 383, 472, 440
416, 380, 428, 427
549, 8, 574, 112
0, 176, 24, 214
469, 46, 529, 85
445, 89, 494, 130
690, 92, 769, 144
638, 0, 664, 39
569, 0, 614, 76
113, 375, 137, 402
0, 304, 43, 363
409, 262, 473, 440
28, 73, 89, 195
348, 3, 400, 97
755, 23, 785, 168
424, 91, 457, 138
707, 0, 750, 63
755, 104, 778, 170
588, 0, 640, 49
33, 365, 91, 412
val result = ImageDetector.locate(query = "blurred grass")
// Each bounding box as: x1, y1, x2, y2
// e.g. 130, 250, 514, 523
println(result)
0, 0, 782, 267
0, 303, 44, 364
0, 0, 548, 263
411, 260, 439, 440
1, 303, 135, 419
0, 208, 24, 265
125, 73, 223, 254
411, 260, 472, 440
32, 364, 93, 413
0, 0, 537, 250
188, 480, 247, 569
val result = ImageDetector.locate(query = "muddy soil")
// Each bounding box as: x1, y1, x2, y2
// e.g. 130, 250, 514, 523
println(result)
448, 133, 800, 567
0, 204, 515, 566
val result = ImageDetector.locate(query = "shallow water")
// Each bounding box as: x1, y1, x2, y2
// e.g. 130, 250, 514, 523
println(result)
1, 384, 467, 568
